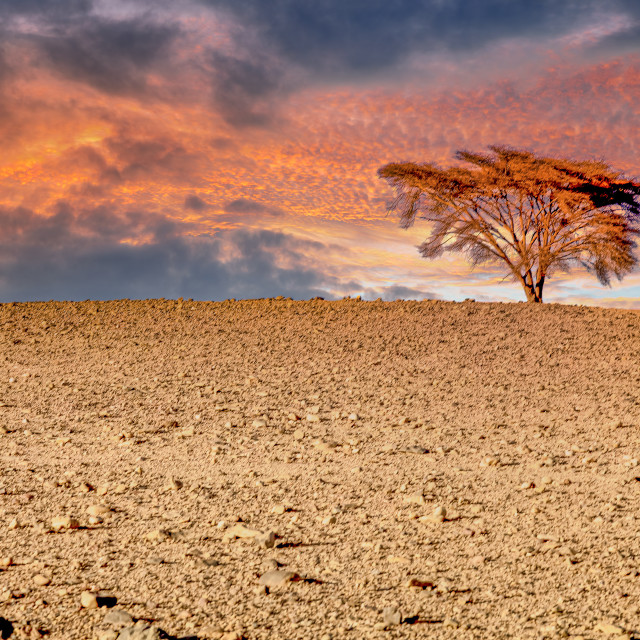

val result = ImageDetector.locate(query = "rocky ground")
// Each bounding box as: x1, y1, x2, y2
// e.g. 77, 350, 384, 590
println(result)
1, 298, 640, 640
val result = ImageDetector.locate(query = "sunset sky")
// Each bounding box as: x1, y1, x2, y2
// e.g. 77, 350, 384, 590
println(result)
1, 0, 639, 305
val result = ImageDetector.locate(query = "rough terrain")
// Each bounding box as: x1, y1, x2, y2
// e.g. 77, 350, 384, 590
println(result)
1, 298, 640, 640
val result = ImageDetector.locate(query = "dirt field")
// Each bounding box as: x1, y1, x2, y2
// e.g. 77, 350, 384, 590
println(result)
1, 298, 640, 640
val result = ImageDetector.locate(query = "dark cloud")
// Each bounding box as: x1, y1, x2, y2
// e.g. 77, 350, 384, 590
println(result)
203, 0, 626, 78
37, 18, 180, 96
209, 51, 288, 127
184, 195, 208, 211
0, 0, 92, 19
223, 198, 283, 216
104, 135, 204, 183
0, 205, 339, 302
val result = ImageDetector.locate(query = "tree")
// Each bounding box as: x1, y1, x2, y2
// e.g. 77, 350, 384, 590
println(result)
378, 146, 640, 302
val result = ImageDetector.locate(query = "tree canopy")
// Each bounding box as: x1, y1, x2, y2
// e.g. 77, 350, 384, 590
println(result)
378, 146, 640, 302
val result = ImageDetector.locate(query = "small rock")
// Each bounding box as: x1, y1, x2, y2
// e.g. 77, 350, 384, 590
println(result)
401, 445, 429, 454
404, 493, 426, 506
104, 609, 134, 627
81, 591, 99, 609
117, 622, 171, 640
145, 529, 173, 543
222, 524, 263, 543
322, 515, 337, 525
255, 530, 277, 549
258, 570, 300, 588
348, 413, 359, 421
87, 504, 112, 517
292, 429, 304, 441
382, 606, 402, 626
51, 516, 80, 531
0, 557, 13, 568
595, 622, 626, 635
33, 574, 51, 587
261, 559, 280, 572
252, 419, 267, 428
271, 504, 286, 515
405, 578, 435, 589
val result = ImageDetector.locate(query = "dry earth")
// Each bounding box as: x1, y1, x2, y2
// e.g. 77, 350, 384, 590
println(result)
1, 298, 640, 640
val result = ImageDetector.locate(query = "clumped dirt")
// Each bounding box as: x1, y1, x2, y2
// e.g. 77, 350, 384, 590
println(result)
1, 298, 640, 640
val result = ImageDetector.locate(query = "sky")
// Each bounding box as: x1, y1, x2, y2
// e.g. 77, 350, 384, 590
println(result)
0, 0, 639, 306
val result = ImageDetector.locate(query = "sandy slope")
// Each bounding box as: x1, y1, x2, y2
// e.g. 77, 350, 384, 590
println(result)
1, 298, 640, 640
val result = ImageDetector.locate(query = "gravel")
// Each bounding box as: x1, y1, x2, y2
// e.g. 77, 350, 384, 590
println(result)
0, 298, 639, 639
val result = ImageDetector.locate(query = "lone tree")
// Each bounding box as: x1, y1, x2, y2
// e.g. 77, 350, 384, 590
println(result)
378, 146, 640, 302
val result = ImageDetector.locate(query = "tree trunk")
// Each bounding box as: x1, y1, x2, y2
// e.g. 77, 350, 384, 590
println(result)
520, 273, 544, 303
535, 274, 545, 303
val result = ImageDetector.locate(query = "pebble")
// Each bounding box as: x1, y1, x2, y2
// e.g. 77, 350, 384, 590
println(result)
405, 578, 435, 589
104, 609, 134, 627
87, 504, 112, 517
222, 524, 263, 542
51, 516, 80, 531
594, 622, 626, 635
255, 530, 277, 549
0, 557, 13, 568
258, 570, 300, 588
117, 623, 169, 640
166, 477, 183, 490
382, 606, 402, 626
271, 504, 287, 515
252, 419, 267, 428
145, 529, 173, 543
322, 515, 337, 525
81, 590, 99, 609
33, 574, 51, 587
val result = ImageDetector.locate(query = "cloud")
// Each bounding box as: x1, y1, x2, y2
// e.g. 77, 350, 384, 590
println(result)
223, 198, 283, 216
209, 50, 290, 127
0, 205, 342, 301
0, 0, 93, 19
36, 18, 181, 96
184, 195, 208, 211
201, 0, 634, 79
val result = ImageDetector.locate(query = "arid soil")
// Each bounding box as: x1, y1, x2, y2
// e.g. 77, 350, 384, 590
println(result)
1, 298, 640, 640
